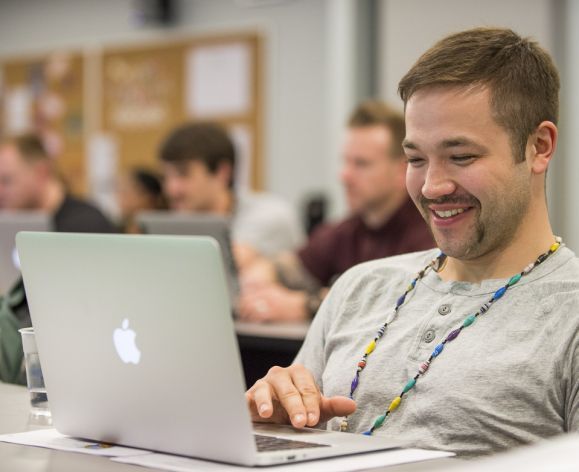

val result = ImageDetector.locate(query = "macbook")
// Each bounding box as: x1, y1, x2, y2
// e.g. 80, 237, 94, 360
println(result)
137, 212, 239, 304
0, 212, 51, 294
16, 232, 401, 466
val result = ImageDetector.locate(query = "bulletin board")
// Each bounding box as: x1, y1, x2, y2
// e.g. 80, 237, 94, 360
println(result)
1, 52, 86, 194
101, 32, 264, 191
0, 31, 264, 203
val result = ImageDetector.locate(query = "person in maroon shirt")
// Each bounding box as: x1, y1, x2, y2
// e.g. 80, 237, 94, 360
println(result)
298, 197, 432, 288
238, 101, 434, 322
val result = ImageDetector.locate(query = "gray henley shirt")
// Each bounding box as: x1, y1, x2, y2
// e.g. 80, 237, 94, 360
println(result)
294, 246, 579, 458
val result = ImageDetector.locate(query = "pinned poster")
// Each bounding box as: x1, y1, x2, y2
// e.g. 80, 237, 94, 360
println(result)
186, 42, 252, 117
4, 86, 33, 134
229, 125, 253, 193
105, 56, 171, 129
87, 133, 119, 217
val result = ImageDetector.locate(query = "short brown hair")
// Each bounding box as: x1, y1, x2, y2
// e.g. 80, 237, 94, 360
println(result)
398, 27, 560, 162
348, 100, 406, 158
159, 122, 236, 188
2, 134, 49, 163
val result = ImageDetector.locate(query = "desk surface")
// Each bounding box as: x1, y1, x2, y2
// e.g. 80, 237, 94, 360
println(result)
0, 382, 457, 472
234, 320, 310, 341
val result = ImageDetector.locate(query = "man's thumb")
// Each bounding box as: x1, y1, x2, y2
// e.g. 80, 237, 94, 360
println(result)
320, 396, 356, 422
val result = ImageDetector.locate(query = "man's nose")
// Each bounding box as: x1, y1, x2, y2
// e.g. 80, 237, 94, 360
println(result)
340, 165, 352, 185
421, 164, 456, 200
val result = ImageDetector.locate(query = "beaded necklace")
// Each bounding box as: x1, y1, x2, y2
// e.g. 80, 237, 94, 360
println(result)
340, 237, 563, 436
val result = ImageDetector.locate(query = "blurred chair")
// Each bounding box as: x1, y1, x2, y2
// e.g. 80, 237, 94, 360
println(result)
303, 193, 327, 236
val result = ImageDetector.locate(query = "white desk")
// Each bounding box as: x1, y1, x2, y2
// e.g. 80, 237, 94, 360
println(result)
0, 382, 456, 472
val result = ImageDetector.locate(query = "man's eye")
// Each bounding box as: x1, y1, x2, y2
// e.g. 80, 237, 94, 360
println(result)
354, 161, 371, 169
406, 157, 425, 166
451, 155, 476, 164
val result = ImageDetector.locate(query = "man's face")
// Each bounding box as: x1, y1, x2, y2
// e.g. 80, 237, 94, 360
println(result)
404, 86, 532, 260
161, 160, 223, 212
116, 174, 153, 219
340, 125, 405, 216
0, 144, 42, 209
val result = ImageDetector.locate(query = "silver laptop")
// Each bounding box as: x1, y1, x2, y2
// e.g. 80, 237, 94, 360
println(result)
0, 211, 51, 294
137, 212, 239, 304
16, 232, 400, 466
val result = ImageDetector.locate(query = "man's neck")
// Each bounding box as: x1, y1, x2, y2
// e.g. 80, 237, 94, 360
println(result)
212, 189, 234, 215
360, 189, 408, 229
39, 179, 65, 213
439, 210, 556, 283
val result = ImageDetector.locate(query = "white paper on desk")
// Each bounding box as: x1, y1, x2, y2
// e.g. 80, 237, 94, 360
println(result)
0, 429, 151, 457
113, 448, 454, 471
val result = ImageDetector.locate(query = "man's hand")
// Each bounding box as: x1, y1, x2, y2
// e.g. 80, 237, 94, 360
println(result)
239, 256, 278, 290
246, 364, 356, 428
238, 284, 308, 322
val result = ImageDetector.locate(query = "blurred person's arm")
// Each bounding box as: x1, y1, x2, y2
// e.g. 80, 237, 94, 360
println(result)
241, 251, 322, 291
238, 220, 338, 322
238, 252, 327, 322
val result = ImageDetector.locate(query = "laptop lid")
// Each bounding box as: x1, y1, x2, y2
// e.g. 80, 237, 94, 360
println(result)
136, 212, 239, 305
17, 232, 256, 465
0, 212, 51, 294
17, 232, 401, 466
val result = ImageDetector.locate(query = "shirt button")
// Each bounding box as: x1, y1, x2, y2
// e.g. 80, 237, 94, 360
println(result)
423, 329, 436, 343
438, 304, 452, 316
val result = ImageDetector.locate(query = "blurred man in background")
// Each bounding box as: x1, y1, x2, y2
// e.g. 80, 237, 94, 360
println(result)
159, 122, 304, 267
238, 101, 434, 322
0, 134, 116, 233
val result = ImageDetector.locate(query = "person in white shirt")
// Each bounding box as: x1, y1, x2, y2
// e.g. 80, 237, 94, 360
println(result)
158, 122, 304, 267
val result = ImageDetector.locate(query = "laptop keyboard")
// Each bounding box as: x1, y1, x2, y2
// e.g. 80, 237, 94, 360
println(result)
254, 434, 330, 452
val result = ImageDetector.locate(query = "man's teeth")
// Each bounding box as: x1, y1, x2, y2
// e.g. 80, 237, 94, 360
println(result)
434, 208, 466, 218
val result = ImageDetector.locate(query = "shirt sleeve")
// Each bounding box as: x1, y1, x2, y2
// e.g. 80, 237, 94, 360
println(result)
298, 223, 339, 286
566, 326, 579, 432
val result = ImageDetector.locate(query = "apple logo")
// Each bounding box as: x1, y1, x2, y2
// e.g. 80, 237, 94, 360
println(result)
113, 319, 141, 364
12, 247, 21, 270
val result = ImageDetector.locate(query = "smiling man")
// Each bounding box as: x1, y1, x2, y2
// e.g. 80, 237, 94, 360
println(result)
244, 28, 579, 458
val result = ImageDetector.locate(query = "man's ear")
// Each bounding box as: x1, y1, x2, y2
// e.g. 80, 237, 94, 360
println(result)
216, 161, 234, 188
32, 159, 52, 182
528, 121, 558, 175
396, 156, 408, 189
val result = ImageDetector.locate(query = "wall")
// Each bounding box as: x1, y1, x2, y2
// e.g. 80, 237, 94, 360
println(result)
561, 0, 579, 251
378, 0, 554, 107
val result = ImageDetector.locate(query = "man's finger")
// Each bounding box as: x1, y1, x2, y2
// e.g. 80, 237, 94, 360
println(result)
267, 366, 309, 428
247, 379, 275, 420
290, 367, 322, 426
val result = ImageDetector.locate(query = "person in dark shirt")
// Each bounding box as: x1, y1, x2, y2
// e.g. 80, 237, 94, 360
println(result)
0, 134, 116, 234
238, 101, 434, 322
298, 198, 431, 287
